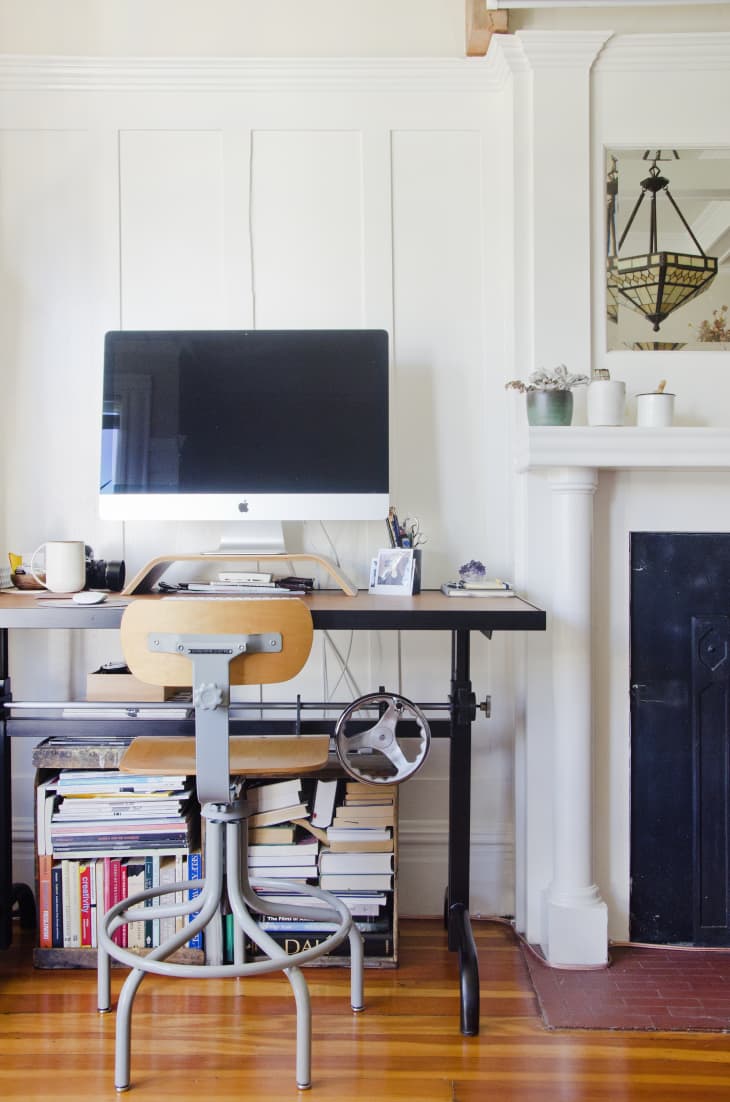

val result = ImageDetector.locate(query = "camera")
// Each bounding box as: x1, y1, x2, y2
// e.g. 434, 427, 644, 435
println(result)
85, 546, 125, 592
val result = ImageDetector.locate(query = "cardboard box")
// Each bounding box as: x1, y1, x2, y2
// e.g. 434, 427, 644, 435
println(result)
86, 671, 176, 703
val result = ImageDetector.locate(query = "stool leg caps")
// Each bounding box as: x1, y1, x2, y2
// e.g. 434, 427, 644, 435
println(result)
115, 1086, 130, 1093
352, 1004, 365, 1013
297, 1082, 312, 1091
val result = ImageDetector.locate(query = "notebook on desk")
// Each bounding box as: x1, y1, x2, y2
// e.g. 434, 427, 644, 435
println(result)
161, 593, 298, 600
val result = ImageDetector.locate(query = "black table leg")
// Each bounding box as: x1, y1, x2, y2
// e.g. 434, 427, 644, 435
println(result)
0, 628, 12, 949
447, 628, 480, 1035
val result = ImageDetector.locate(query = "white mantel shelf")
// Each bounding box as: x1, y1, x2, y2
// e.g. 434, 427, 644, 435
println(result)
515, 427, 730, 473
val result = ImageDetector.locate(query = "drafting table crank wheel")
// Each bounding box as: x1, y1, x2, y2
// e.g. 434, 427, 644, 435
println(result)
334, 692, 431, 784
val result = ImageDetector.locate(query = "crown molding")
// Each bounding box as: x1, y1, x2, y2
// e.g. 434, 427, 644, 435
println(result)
515, 29, 614, 69
0, 54, 501, 95
485, 33, 533, 84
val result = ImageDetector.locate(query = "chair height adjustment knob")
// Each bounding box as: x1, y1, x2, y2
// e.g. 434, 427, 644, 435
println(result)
193, 682, 225, 710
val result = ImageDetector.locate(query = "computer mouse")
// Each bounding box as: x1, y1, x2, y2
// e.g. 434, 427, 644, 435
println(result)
72, 591, 107, 605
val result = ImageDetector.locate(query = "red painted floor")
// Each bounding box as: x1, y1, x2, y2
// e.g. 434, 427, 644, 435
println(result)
522, 943, 730, 1031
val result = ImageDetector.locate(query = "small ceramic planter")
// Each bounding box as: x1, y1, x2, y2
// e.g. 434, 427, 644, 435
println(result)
637, 391, 675, 427
526, 389, 573, 426
587, 379, 626, 426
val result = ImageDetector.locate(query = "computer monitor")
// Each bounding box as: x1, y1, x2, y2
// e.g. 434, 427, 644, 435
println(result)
99, 329, 389, 553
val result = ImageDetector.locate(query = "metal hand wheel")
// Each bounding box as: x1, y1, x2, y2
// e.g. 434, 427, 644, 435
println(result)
334, 692, 431, 784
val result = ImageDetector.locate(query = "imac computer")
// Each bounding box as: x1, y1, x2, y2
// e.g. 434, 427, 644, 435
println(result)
99, 329, 390, 555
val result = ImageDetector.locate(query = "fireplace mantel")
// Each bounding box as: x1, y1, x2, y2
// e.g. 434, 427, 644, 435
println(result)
513, 425, 730, 966
515, 426, 730, 473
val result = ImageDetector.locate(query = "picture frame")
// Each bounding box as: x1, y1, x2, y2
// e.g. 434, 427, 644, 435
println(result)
369, 548, 416, 596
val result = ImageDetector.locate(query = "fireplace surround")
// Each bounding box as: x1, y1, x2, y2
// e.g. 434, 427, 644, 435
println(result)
514, 426, 730, 965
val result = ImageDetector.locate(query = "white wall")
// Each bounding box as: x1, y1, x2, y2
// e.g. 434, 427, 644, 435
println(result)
0, 1, 466, 57
0, 48, 517, 917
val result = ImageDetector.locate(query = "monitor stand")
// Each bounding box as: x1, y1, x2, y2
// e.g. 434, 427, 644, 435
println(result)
202, 521, 287, 557
123, 543, 358, 596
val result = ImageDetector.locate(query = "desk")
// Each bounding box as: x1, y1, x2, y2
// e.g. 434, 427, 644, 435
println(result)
0, 589, 545, 1034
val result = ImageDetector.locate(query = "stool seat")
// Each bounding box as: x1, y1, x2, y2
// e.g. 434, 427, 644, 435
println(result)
119, 734, 331, 777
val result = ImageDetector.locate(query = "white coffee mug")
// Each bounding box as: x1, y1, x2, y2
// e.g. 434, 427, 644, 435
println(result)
30, 541, 86, 593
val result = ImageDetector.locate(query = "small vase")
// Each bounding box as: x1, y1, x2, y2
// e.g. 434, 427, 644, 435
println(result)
526, 389, 573, 426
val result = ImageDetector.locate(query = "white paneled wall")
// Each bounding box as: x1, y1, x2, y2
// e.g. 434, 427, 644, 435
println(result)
120, 130, 227, 328
0, 58, 515, 917
250, 130, 365, 328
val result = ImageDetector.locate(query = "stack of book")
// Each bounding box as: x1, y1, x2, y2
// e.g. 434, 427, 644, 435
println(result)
321, 782, 395, 892
250, 780, 396, 961
164, 570, 315, 597
36, 770, 201, 953
246, 779, 319, 882
247, 777, 311, 833
440, 578, 515, 598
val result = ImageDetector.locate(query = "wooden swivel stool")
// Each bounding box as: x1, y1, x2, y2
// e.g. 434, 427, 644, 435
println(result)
97, 597, 364, 1092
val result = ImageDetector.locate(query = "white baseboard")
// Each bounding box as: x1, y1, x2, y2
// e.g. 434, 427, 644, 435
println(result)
398, 819, 514, 918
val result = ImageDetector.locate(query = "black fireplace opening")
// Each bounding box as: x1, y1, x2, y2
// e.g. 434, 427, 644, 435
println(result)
630, 531, 730, 946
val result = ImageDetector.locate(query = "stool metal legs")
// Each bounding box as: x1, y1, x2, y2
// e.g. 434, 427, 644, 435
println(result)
97, 800, 363, 1092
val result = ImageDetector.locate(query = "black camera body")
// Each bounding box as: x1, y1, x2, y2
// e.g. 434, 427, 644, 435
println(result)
85, 546, 125, 592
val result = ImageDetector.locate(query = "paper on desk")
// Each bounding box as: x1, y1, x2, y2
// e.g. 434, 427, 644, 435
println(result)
35, 597, 131, 607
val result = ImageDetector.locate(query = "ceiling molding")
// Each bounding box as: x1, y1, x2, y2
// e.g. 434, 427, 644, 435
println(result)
487, 0, 729, 7
516, 28, 613, 67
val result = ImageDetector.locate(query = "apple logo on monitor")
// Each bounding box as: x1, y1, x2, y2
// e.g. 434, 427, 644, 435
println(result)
238, 501, 249, 513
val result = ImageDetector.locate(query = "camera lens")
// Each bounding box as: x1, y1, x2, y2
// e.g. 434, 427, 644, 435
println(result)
86, 558, 125, 591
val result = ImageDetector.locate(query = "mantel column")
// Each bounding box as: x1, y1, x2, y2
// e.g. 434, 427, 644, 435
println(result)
544, 466, 607, 965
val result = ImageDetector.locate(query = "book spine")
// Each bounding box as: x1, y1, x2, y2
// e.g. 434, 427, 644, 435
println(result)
51, 863, 64, 948
187, 851, 203, 949
119, 859, 129, 948
38, 854, 52, 948
62, 860, 80, 948
110, 857, 122, 947
79, 862, 93, 947
245, 931, 393, 959
144, 855, 154, 949
94, 860, 105, 949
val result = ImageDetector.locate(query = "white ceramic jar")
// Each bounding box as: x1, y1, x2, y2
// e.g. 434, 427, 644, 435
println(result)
587, 379, 626, 426
637, 391, 675, 427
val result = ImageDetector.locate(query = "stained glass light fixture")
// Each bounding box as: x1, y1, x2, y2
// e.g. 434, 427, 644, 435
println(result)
612, 152, 717, 332
606, 154, 619, 324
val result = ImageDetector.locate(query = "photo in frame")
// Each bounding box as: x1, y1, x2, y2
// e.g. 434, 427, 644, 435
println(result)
369, 548, 417, 596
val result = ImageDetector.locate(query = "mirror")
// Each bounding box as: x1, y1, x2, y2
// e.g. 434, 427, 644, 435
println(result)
606, 148, 730, 351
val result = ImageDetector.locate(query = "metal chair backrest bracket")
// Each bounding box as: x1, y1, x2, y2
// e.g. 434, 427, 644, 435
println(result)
147, 629, 282, 806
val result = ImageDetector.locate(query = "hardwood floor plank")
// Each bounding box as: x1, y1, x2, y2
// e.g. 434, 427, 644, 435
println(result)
3, 919, 730, 1101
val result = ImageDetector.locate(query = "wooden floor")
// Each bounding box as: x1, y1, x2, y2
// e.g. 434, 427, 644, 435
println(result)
2, 918, 730, 1101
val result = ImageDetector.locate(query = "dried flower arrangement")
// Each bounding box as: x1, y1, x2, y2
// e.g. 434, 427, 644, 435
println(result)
505, 364, 590, 393
693, 305, 730, 343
